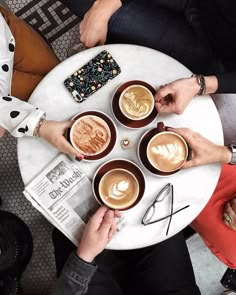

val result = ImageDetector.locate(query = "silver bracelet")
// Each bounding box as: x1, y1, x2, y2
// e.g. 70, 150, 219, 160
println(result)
192, 74, 206, 96
34, 117, 46, 138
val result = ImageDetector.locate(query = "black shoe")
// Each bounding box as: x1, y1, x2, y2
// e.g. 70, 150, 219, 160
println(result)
221, 268, 236, 292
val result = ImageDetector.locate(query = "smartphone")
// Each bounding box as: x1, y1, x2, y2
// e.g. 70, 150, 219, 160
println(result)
64, 50, 121, 103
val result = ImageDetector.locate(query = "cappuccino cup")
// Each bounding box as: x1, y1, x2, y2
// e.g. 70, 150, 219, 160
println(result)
93, 159, 145, 210
119, 84, 154, 120
70, 111, 117, 160
99, 168, 139, 210
146, 122, 188, 173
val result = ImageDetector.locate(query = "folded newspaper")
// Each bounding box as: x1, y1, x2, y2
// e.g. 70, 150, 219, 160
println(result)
24, 153, 126, 246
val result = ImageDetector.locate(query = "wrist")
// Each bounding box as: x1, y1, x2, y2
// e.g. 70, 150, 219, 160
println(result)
204, 76, 218, 94
77, 248, 95, 263
34, 117, 46, 138
218, 145, 232, 164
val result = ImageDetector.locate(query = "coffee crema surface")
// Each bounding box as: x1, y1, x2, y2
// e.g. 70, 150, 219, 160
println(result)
71, 115, 111, 156
99, 168, 139, 209
119, 85, 154, 120
147, 132, 188, 172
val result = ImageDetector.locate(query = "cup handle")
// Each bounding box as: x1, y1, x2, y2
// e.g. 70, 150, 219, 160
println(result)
157, 121, 166, 132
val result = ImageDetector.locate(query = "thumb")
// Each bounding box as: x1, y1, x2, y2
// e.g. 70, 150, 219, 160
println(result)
99, 210, 115, 237
182, 160, 195, 169
62, 120, 74, 130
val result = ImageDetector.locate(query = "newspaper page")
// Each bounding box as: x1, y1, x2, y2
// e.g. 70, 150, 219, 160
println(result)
24, 153, 99, 246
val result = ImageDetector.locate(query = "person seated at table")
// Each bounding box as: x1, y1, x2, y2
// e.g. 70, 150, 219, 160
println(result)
52, 205, 201, 295
0, 7, 83, 159
169, 126, 236, 269
62, 0, 236, 76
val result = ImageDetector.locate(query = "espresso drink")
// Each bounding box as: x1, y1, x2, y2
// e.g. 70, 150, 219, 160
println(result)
71, 115, 111, 156
99, 168, 139, 209
119, 85, 154, 120
147, 132, 188, 172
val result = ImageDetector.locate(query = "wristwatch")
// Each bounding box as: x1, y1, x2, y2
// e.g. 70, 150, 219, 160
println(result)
228, 144, 236, 165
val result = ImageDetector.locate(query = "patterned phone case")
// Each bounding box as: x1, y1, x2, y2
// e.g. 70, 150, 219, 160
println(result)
64, 50, 121, 103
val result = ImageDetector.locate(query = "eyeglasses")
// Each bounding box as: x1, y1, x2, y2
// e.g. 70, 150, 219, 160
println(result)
141, 183, 190, 236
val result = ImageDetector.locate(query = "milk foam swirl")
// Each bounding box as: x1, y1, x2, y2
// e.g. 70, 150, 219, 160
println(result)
123, 91, 151, 117
151, 143, 185, 164
120, 85, 153, 119
108, 180, 129, 200
99, 168, 139, 209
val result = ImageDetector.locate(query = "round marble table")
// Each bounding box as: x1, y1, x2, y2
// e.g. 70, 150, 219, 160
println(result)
18, 44, 223, 250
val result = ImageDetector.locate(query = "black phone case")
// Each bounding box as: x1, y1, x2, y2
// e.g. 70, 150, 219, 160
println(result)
64, 50, 121, 103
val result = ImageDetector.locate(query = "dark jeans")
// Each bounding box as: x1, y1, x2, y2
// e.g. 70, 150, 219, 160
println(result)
61, 0, 221, 74
53, 229, 201, 295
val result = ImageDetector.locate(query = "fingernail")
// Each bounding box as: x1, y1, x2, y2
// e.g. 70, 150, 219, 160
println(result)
76, 155, 83, 161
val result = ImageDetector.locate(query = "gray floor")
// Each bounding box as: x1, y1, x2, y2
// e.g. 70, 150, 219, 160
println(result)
0, 0, 235, 294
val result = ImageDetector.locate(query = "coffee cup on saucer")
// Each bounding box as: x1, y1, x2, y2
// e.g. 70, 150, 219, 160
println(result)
112, 80, 158, 128
69, 111, 117, 161
138, 122, 189, 176
93, 159, 145, 210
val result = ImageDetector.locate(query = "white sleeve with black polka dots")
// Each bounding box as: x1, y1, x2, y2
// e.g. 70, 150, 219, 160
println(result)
0, 13, 45, 137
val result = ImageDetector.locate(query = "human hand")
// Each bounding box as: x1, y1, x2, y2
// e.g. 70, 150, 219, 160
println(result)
168, 127, 232, 169
0, 126, 6, 138
77, 206, 121, 262
223, 198, 236, 231
39, 120, 83, 160
80, 0, 122, 48
155, 77, 199, 115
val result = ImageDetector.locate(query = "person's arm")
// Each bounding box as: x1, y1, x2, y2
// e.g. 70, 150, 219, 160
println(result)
0, 15, 83, 158
51, 252, 97, 295
52, 206, 121, 295
168, 127, 232, 169
79, 0, 122, 48
215, 72, 236, 93
155, 75, 218, 115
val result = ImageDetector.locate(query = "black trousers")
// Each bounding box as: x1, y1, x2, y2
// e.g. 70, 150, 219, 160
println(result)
53, 230, 201, 295
61, 0, 221, 74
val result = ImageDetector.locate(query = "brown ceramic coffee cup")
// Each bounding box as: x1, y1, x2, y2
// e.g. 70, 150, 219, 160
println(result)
138, 122, 189, 176
112, 80, 158, 128
69, 111, 117, 161
93, 159, 145, 210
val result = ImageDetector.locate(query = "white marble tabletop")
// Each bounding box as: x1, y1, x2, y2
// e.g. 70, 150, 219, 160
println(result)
18, 44, 223, 250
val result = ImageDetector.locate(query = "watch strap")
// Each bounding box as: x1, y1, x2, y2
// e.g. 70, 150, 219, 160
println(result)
228, 144, 236, 165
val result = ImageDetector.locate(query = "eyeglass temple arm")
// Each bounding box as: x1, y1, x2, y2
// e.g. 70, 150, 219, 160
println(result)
155, 183, 172, 201
142, 205, 190, 226
141, 183, 173, 225
166, 184, 174, 236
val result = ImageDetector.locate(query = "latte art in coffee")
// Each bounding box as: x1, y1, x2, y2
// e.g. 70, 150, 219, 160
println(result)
99, 169, 139, 209
120, 85, 154, 120
147, 132, 188, 172
71, 115, 110, 156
